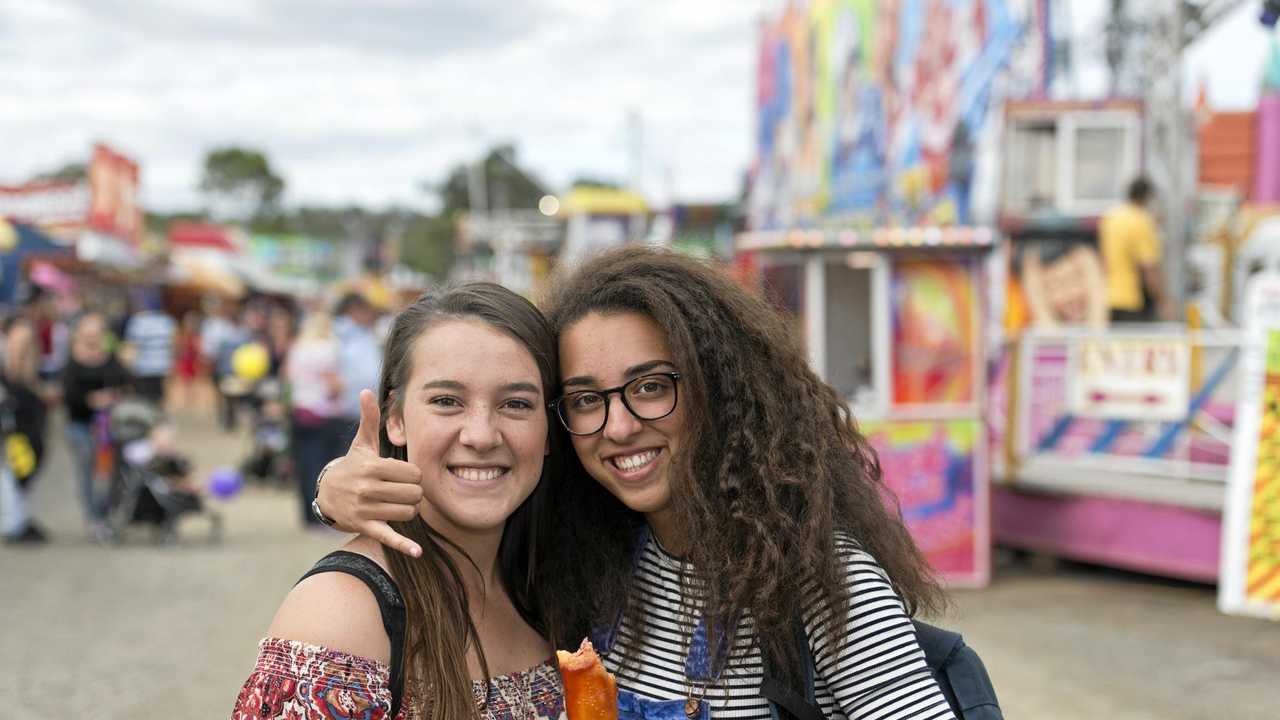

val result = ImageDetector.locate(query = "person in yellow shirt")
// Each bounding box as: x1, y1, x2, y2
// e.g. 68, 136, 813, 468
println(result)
1100, 177, 1170, 323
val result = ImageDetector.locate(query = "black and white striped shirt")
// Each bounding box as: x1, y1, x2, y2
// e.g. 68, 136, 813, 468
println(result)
601, 533, 955, 719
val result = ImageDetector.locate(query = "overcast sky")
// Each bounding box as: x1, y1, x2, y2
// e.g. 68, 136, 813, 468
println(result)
3, 0, 1276, 213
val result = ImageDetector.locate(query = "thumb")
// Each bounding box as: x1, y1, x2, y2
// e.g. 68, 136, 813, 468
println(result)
352, 388, 381, 451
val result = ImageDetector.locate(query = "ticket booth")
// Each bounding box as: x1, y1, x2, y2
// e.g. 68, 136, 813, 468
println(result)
737, 226, 996, 587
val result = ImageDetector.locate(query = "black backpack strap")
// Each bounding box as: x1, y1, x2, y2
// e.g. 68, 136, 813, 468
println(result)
298, 551, 407, 720
912, 620, 1003, 719
759, 615, 826, 720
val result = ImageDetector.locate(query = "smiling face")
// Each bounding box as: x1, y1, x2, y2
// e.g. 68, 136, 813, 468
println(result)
558, 311, 687, 533
386, 319, 548, 540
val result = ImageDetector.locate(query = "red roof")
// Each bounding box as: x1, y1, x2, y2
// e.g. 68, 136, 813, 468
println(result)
168, 222, 237, 252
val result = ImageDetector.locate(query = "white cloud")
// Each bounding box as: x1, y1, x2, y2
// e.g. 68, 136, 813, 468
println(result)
2, 0, 1269, 214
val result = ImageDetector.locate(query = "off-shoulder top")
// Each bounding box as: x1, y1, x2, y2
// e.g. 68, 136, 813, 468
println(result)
231, 637, 566, 719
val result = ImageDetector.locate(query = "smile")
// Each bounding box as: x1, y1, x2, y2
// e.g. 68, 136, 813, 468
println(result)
448, 466, 508, 483
608, 449, 660, 472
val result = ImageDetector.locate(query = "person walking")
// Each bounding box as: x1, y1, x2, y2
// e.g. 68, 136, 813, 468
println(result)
333, 293, 382, 446
123, 292, 177, 406
282, 312, 343, 528
62, 312, 130, 542
0, 314, 51, 544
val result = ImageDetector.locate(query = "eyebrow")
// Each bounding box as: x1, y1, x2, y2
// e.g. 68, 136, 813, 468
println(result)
419, 380, 542, 395
562, 360, 676, 388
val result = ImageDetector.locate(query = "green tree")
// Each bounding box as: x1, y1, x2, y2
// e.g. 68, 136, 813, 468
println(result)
30, 162, 88, 184
199, 147, 285, 220
431, 144, 549, 215
399, 214, 456, 279
569, 175, 622, 190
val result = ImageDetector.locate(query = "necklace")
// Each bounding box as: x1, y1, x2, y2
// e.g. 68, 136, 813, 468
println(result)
679, 571, 729, 720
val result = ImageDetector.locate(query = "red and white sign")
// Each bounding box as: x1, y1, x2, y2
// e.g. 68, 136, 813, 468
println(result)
88, 143, 142, 245
0, 142, 141, 247
1068, 338, 1190, 421
0, 180, 89, 240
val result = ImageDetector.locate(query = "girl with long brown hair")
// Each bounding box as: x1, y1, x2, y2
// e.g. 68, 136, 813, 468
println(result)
318, 247, 955, 719
232, 284, 566, 719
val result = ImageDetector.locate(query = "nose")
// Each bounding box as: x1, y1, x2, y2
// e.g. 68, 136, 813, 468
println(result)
601, 393, 642, 442
459, 406, 502, 452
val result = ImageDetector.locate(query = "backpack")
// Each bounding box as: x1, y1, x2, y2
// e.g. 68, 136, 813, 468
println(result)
298, 551, 408, 719
760, 617, 1002, 720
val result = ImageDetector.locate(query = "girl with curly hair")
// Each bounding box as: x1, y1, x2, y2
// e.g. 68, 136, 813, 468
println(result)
316, 246, 954, 719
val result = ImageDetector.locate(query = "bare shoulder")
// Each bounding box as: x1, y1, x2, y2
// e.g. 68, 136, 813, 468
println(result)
265, 539, 394, 664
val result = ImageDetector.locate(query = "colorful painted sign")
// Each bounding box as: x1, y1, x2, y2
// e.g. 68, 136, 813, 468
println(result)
1067, 338, 1190, 422
864, 418, 987, 586
1221, 273, 1280, 619
891, 260, 977, 405
748, 0, 1051, 231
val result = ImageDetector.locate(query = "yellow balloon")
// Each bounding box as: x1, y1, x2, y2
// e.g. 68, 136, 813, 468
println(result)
232, 342, 271, 382
6, 433, 35, 478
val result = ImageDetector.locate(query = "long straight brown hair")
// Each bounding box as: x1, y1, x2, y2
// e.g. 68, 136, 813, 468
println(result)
375, 284, 562, 719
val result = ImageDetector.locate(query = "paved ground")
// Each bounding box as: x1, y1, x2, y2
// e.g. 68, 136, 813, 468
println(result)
2, 407, 1278, 719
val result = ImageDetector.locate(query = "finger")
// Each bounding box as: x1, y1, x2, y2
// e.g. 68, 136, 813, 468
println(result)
365, 502, 420, 523
363, 479, 424, 506
371, 457, 423, 485
352, 388, 381, 451
364, 521, 422, 558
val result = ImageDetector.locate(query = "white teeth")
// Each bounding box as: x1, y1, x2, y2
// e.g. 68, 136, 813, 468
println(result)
452, 467, 504, 482
614, 449, 659, 471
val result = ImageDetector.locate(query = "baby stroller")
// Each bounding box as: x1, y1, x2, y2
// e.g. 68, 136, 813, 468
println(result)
240, 377, 292, 487
101, 399, 222, 545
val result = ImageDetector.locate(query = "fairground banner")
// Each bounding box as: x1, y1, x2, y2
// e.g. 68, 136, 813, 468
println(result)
747, 0, 1051, 232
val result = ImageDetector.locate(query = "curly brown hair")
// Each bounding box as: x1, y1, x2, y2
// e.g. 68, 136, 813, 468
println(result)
537, 246, 944, 679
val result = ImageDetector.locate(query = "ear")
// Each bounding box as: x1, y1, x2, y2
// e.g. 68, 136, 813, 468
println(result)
386, 409, 407, 448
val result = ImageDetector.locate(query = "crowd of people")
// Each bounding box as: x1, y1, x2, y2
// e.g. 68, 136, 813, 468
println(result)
0, 284, 391, 545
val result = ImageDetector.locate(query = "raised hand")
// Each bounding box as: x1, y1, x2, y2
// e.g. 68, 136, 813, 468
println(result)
315, 389, 425, 557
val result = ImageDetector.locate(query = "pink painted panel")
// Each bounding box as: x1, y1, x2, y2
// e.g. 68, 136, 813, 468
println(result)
1254, 93, 1280, 203
992, 485, 1221, 582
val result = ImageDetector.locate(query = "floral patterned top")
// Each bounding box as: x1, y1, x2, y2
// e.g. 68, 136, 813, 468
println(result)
232, 638, 567, 720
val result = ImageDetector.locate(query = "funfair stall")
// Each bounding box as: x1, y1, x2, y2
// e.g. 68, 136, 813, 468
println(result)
739, 227, 997, 587
739, 0, 1054, 586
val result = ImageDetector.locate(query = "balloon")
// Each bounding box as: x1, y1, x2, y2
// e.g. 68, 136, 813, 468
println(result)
6, 434, 35, 479
232, 342, 270, 382
208, 467, 244, 500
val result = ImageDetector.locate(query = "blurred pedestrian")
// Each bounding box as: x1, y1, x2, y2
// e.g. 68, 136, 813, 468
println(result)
1, 314, 51, 544
62, 312, 130, 542
1101, 177, 1171, 323
32, 289, 75, 383
201, 298, 247, 431
282, 311, 343, 528
173, 310, 206, 411
333, 292, 382, 445
265, 302, 295, 378
123, 291, 176, 406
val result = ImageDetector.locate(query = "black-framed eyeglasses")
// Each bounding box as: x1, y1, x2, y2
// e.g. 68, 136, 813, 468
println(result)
549, 372, 682, 436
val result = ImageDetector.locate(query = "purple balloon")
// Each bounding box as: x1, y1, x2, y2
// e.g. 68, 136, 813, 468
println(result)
208, 467, 243, 499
